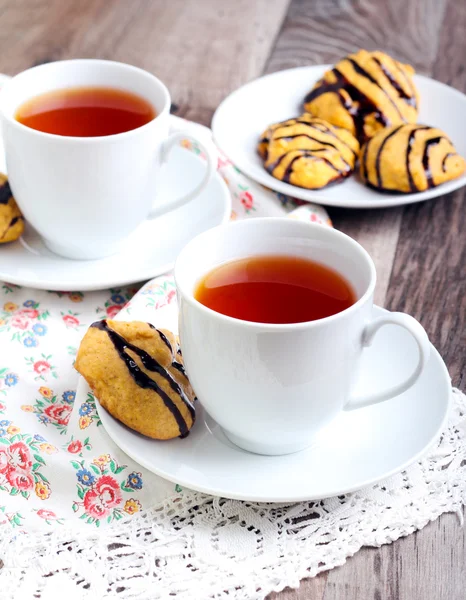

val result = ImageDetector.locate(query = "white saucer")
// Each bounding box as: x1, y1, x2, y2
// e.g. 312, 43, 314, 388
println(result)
95, 306, 451, 502
212, 65, 466, 208
0, 145, 231, 290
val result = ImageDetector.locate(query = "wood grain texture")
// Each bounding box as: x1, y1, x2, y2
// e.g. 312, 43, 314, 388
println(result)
386, 193, 466, 387
330, 207, 402, 306
264, 0, 466, 598
385, 0, 466, 390
265, 0, 447, 75
268, 572, 327, 600
314, 510, 466, 600
0, 1, 463, 599
0, 0, 291, 126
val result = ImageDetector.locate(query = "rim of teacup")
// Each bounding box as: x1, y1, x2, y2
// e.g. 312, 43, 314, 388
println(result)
0, 59, 169, 143
174, 217, 377, 331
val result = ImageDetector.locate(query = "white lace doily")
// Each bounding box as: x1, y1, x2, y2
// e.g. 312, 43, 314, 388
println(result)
1, 387, 464, 600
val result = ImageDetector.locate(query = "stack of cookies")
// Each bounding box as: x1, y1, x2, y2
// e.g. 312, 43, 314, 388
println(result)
258, 49, 465, 193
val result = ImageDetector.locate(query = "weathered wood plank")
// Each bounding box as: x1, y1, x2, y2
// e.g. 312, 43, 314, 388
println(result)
263, 0, 464, 598
268, 572, 327, 600
386, 192, 466, 388
331, 207, 402, 307
265, 0, 447, 75
313, 509, 466, 600
262, 0, 447, 317
0, 0, 291, 127
386, 0, 466, 390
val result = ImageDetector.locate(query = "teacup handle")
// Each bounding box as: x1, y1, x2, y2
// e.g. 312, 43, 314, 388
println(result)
344, 312, 431, 411
147, 131, 217, 219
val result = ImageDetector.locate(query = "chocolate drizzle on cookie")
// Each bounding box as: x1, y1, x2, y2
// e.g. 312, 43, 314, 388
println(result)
266, 148, 346, 184
171, 342, 187, 376
92, 320, 195, 438
405, 126, 431, 192
262, 117, 358, 188
361, 124, 461, 193
156, 328, 188, 377
259, 116, 358, 162
304, 52, 418, 141
0, 215, 24, 242
7, 216, 22, 229
310, 120, 359, 158
304, 68, 389, 140
171, 360, 187, 377
0, 176, 24, 243
372, 57, 417, 109
361, 140, 370, 183
279, 150, 346, 184
0, 180, 12, 205
148, 325, 188, 376
156, 328, 172, 352
346, 57, 404, 120
442, 153, 455, 172
274, 134, 352, 166
374, 124, 404, 188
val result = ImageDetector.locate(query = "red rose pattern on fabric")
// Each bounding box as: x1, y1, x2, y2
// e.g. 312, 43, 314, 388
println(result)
0, 433, 51, 501
0, 299, 50, 347
24, 355, 58, 382
95, 288, 136, 321
71, 456, 143, 526
139, 278, 177, 309
239, 190, 256, 213
34, 508, 64, 525
21, 388, 73, 434
63, 436, 92, 456
61, 312, 83, 329
68, 440, 82, 454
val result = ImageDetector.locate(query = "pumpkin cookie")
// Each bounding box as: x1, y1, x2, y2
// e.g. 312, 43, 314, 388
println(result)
260, 115, 359, 189
75, 320, 196, 439
360, 123, 466, 193
0, 174, 24, 243
258, 113, 316, 160
303, 50, 419, 141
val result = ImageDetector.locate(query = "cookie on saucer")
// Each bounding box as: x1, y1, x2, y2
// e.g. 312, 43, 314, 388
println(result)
360, 123, 466, 193
75, 320, 196, 439
0, 174, 24, 244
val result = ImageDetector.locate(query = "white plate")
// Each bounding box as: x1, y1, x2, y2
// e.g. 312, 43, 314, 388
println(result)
212, 66, 466, 208
95, 306, 451, 502
0, 144, 231, 290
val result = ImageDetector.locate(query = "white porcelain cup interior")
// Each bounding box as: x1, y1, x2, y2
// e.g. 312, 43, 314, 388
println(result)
175, 218, 430, 456
0, 59, 215, 259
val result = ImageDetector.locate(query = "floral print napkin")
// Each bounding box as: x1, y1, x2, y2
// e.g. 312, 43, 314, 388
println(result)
0, 116, 331, 532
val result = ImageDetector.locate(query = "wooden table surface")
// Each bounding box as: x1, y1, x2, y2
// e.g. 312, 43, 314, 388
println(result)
1, 0, 464, 598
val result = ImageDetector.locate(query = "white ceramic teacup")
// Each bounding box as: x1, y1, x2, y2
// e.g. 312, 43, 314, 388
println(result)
175, 218, 431, 456
0, 59, 215, 260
